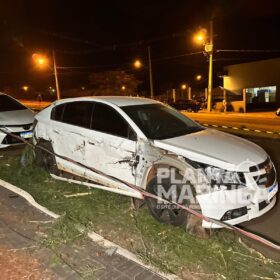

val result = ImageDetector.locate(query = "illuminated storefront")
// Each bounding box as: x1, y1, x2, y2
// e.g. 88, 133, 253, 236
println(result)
223, 58, 280, 111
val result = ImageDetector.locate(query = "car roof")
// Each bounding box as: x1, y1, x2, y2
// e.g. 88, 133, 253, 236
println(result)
54, 96, 159, 107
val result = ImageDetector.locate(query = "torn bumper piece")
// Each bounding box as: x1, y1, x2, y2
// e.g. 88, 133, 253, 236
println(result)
197, 183, 278, 228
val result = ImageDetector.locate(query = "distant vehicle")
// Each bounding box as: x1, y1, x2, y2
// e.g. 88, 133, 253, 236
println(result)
0, 93, 34, 148
276, 108, 280, 116
169, 99, 201, 112
34, 96, 277, 229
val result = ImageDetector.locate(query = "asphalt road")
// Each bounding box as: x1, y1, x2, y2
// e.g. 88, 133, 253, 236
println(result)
237, 134, 280, 260
0, 131, 279, 260
185, 111, 280, 133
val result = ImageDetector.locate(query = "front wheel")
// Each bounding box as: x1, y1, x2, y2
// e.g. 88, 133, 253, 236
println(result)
145, 172, 196, 226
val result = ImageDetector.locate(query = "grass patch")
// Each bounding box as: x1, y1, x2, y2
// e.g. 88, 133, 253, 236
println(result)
0, 150, 279, 279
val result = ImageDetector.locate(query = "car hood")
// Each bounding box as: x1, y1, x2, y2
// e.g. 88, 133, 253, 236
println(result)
153, 128, 267, 171
0, 109, 34, 126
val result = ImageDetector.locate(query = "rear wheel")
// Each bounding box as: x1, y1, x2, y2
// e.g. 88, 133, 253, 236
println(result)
145, 171, 196, 226
35, 141, 60, 175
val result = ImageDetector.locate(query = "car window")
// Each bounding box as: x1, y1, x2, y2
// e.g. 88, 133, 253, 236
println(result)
61, 102, 93, 129
51, 104, 65, 121
122, 103, 204, 140
91, 103, 136, 140
0, 95, 26, 112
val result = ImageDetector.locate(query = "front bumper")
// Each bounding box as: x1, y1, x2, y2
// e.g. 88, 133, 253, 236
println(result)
197, 182, 278, 228
0, 127, 33, 148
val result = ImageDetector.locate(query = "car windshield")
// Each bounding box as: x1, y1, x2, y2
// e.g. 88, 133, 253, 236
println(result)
122, 103, 204, 140
0, 95, 26, 112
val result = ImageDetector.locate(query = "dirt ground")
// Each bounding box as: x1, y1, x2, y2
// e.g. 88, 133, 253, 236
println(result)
0, 246, 55, 280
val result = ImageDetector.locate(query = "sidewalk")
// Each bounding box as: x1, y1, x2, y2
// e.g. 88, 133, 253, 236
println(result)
0, 186, 166, 280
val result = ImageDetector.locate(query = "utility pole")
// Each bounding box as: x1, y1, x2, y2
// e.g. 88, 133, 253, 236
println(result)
52, 50, 61, 100
206, 20, 213, 112
147, 46, 154, 99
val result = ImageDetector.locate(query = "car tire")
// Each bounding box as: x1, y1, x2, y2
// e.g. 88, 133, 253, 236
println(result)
145, 171, 196, 227
35, 141, 60, 175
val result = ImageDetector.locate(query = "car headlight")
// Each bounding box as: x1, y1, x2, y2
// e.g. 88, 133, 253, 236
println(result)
204, 165, 246, 191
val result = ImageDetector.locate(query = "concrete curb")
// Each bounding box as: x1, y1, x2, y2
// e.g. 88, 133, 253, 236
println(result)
0, 179, 179, 280
0, 179, 59, 219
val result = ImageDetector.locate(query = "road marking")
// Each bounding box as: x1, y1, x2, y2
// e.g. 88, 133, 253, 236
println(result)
197, 123, 279, 136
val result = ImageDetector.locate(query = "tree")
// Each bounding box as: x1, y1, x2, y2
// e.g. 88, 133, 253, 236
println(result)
89, 69, 141, 96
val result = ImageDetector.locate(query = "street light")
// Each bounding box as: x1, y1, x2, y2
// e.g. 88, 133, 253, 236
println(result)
22, 85, 29, 92
194, 22, 213, 112
196, 74, 202, 81
32, 51, 61, 100
133, 46, 154, 99
193, 28, 207, 44
121, 85, 126, 91
194, 34, 205, 44
181, 84, 187, 90
32, 54, 48, 69
133, 59, 142, 69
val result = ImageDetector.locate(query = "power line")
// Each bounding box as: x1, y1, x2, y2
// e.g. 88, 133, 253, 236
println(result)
56, 51, 203, 70
152, 51, 203, 62
216, 49, 280, 53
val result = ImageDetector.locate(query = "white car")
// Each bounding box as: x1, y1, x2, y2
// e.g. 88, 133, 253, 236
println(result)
33, 96, 278, 228
0, 93, 34, 148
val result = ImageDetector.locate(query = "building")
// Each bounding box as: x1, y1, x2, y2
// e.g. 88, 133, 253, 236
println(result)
223, 58, 280, 111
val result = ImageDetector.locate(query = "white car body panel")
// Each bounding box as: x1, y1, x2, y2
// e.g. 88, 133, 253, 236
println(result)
0, 109, 34, 126
51, 120, 137, 185
153, 128, 267, 172
34, 96, 278, 228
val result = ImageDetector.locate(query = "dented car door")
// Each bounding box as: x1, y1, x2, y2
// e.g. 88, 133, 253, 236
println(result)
85, 102, 137, 185
50, 101, 94, 175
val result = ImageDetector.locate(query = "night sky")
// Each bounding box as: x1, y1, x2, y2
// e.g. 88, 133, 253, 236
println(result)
0, 0, 279, 94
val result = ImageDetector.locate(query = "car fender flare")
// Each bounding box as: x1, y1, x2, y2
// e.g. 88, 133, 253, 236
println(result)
139, 154, 194, 190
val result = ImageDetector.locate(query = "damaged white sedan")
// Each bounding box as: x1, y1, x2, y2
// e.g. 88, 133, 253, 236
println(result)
33, 96, 278, 228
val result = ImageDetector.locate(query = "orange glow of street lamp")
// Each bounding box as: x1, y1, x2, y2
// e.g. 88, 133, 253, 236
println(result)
195, 34, 204, 43
22, 85, 29, 92
193, 28, 207, 45
121, 85, 126, 91
134, 59, 142, 69
181, 84, 187, 90
196, 74, 202, 81
32, 53, 48, 68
